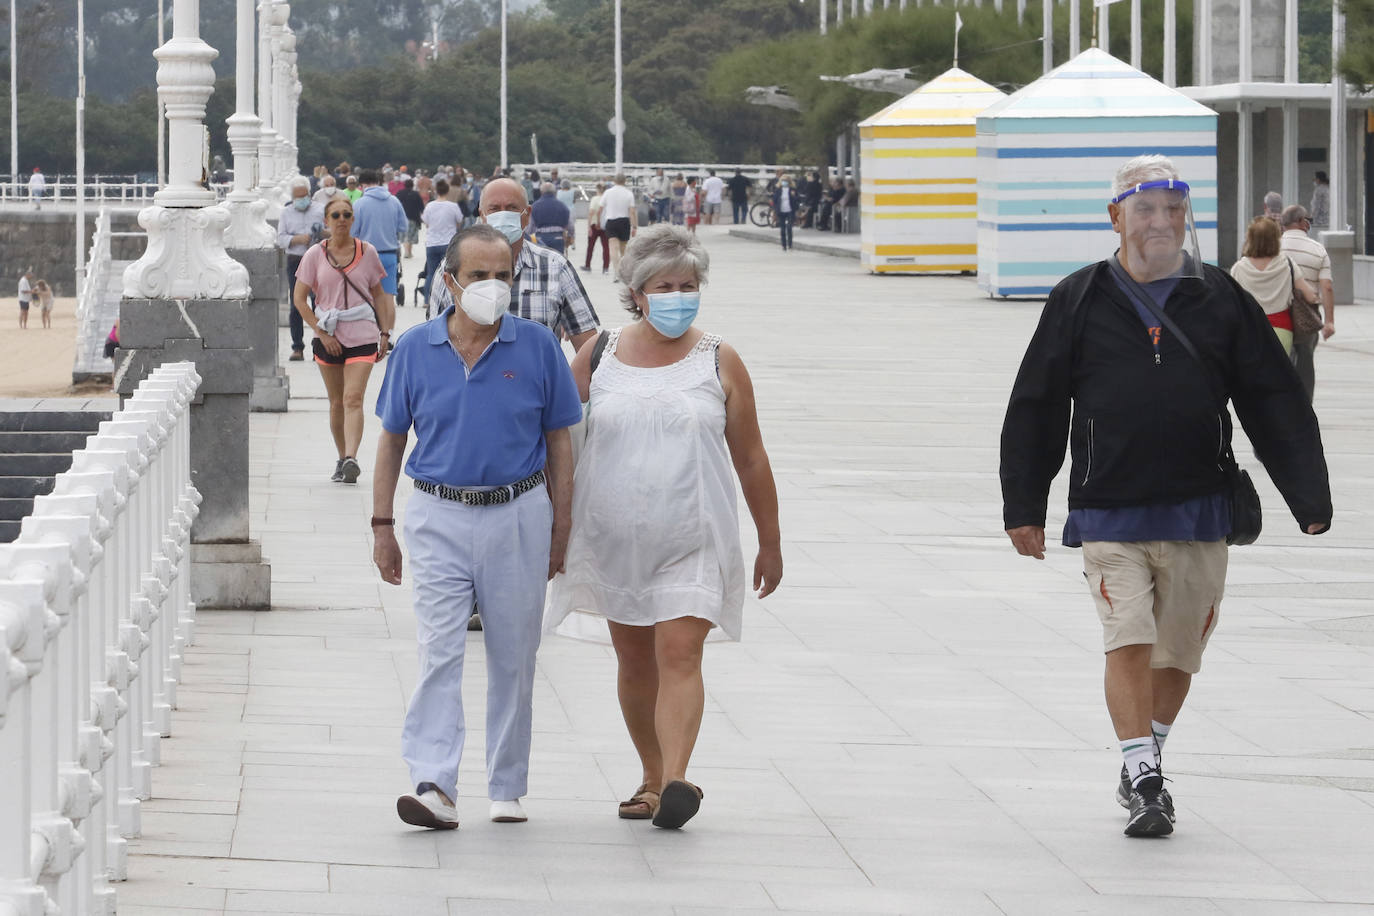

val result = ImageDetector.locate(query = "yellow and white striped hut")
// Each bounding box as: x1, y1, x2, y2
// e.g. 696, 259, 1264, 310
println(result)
858, 68, 1005, 274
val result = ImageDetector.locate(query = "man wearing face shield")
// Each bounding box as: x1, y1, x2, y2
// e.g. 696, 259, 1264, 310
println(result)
371, 224, 583, 830
1000, 155, 1331, 838
429, 177, 600, 350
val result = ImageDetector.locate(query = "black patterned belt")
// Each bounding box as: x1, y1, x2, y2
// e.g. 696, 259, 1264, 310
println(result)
414, 470, 545, 507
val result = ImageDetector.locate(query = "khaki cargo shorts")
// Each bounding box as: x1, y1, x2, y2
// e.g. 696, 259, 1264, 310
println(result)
1081, 539, 1228, 674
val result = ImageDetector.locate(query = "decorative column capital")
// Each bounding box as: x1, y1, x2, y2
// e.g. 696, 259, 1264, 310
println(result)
123, 205, 251, 299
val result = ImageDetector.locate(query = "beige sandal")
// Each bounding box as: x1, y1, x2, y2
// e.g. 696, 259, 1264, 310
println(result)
617, 783, 660, 820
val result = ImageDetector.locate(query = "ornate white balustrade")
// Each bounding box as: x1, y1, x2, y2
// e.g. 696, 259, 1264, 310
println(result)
0, 362, 201, 916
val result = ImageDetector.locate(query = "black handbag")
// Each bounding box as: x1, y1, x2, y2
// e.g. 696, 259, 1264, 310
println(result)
1106, 259, 1262, 546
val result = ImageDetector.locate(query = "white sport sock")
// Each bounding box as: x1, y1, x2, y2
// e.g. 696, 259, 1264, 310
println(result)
1151, 720, 1172, 765
1122, 737, 1158, 789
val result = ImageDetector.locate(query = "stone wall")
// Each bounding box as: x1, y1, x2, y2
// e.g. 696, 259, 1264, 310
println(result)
0, 208, 147, 296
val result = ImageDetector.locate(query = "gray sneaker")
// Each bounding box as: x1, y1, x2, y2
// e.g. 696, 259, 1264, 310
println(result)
330, 459, 345, 482
340, 456, 361, 484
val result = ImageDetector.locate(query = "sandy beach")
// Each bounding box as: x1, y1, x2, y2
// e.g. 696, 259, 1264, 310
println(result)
0, 296, 105, 398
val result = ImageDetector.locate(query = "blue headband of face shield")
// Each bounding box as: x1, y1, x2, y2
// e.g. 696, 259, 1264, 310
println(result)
1110, 178, 1190, 205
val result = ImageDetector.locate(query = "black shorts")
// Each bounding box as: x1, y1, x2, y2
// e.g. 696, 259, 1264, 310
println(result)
19, 301, 29, 311
604, 217, 631, 242
312, 338, 378, 366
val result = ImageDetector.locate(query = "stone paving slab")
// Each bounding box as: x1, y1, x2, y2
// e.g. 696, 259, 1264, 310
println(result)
123, 226, 1374, 914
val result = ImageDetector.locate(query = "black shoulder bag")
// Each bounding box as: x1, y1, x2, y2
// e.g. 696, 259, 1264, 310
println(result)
589, 329, 610, 374
1106, 259, 1262, 546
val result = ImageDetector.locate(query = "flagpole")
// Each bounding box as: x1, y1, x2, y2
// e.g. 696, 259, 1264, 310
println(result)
953, 11, 962, 68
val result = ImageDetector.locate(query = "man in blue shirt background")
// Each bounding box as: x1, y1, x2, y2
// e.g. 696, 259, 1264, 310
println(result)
371, 224, 581, 831
351, 168, 408, 298
530, 180, 573, 255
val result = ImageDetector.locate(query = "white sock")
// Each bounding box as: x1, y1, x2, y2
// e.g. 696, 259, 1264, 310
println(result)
1122, 737, 1158, 788
1151, 720, 1172, 765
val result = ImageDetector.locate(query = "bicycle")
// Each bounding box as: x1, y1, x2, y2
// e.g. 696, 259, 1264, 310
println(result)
748, 199, 775, 227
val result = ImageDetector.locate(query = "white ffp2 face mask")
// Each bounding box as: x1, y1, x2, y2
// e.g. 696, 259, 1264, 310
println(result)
451, 277, 511, 325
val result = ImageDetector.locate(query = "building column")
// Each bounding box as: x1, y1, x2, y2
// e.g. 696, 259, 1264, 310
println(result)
1282, 101, 1299, 208
1237, 101, 1253, 257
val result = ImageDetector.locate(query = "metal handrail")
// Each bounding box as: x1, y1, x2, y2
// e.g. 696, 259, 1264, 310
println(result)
0, 181, 234, 205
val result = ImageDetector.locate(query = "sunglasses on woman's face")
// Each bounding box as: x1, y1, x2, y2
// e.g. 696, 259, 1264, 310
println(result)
328, 211, 353, 221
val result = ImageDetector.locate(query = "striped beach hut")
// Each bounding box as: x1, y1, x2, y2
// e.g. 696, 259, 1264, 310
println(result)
975, 49, 1218, 297
858, 68, 1006, 274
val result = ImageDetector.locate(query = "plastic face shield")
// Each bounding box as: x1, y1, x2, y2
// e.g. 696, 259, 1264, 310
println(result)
1109, 179, 1203, 282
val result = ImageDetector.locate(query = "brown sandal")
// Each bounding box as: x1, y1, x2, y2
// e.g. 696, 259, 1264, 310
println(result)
618, 783, 660, 820
652, 780, 704, 829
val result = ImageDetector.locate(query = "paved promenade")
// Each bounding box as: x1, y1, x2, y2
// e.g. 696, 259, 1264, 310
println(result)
123, 228, 1374, 914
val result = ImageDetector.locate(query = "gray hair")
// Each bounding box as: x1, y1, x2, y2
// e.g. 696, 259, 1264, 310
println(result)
540, 181, 556, 195
321, 175, 336, 188
1263, 190, 1283, 214
443, 223, 511, 278
290, 176, 310, 193
1280, 204, 1309, 228
616, 224, 710, 317
560, 179, 572, 190
1111, 155, 1181, 198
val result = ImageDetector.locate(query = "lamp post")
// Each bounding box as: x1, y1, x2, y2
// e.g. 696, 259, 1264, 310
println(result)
10, 0, 17, 185
76, 0, 86, 294
500, 0, 508, 170
222, 0, 273, 248
274, 24, 297, 182
614, 0, 623, 172
158, 0, 166, 187
256, 0, 282, 199
123, 0, 249, 300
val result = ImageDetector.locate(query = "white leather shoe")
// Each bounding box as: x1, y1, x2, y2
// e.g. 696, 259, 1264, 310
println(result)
397, 788, 459, 830
490, 799, 528, 823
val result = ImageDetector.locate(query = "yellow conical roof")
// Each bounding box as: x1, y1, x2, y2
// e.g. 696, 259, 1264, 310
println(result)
859, 67, 1006, 127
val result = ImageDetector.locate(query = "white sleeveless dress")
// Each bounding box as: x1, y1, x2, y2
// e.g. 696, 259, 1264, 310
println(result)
545, 328, 746, 642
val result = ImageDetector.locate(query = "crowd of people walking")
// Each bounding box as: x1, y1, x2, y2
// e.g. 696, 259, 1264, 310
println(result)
268, 152, 1340, 843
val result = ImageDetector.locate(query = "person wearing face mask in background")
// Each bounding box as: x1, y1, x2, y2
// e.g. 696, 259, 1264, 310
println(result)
430, 177, 601, 351
545, 224, 783, 830
278, 176, 326, 361
771, 173, 797, 251
372, 224, 582, 831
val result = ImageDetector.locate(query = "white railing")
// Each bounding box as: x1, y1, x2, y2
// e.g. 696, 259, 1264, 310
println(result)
0, 181, 233, 206
0, 362, 201, 916
76, 208, 112, 327
509, 161, 855, 193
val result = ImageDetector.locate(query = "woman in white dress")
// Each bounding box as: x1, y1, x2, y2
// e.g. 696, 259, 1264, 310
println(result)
546, 224, 782, 829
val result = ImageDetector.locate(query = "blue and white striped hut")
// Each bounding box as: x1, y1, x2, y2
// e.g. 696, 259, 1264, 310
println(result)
975, 49, 1218, 298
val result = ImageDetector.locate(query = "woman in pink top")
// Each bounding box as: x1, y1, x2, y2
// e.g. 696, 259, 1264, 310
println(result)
293, 195, 396, 484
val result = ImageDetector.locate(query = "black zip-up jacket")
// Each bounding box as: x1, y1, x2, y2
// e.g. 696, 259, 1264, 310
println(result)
1000, 260, 1332, 533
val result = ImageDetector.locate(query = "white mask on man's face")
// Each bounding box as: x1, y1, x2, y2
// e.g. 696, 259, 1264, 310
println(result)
450, 277, 511, 325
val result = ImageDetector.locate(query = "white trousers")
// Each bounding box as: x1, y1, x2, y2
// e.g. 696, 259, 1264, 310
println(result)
401, 486, 552, 801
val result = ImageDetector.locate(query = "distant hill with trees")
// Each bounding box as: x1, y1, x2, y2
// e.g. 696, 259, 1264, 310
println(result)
0, 0, 1349, 175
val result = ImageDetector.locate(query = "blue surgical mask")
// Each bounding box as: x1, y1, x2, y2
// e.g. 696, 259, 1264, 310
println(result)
643, 291, 701, 339
484, 210, 525, 243
292, 196, 311, 211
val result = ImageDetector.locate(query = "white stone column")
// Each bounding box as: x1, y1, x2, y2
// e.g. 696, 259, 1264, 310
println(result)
255, 0, 286, 201
123, 0, 249, 300
222, 0, 273, 249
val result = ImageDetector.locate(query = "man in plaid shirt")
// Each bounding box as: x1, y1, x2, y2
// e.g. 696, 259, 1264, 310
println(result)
430, 177, 600, 351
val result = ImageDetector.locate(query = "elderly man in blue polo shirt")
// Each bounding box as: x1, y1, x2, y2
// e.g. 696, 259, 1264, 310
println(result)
371, 223, 582, 830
